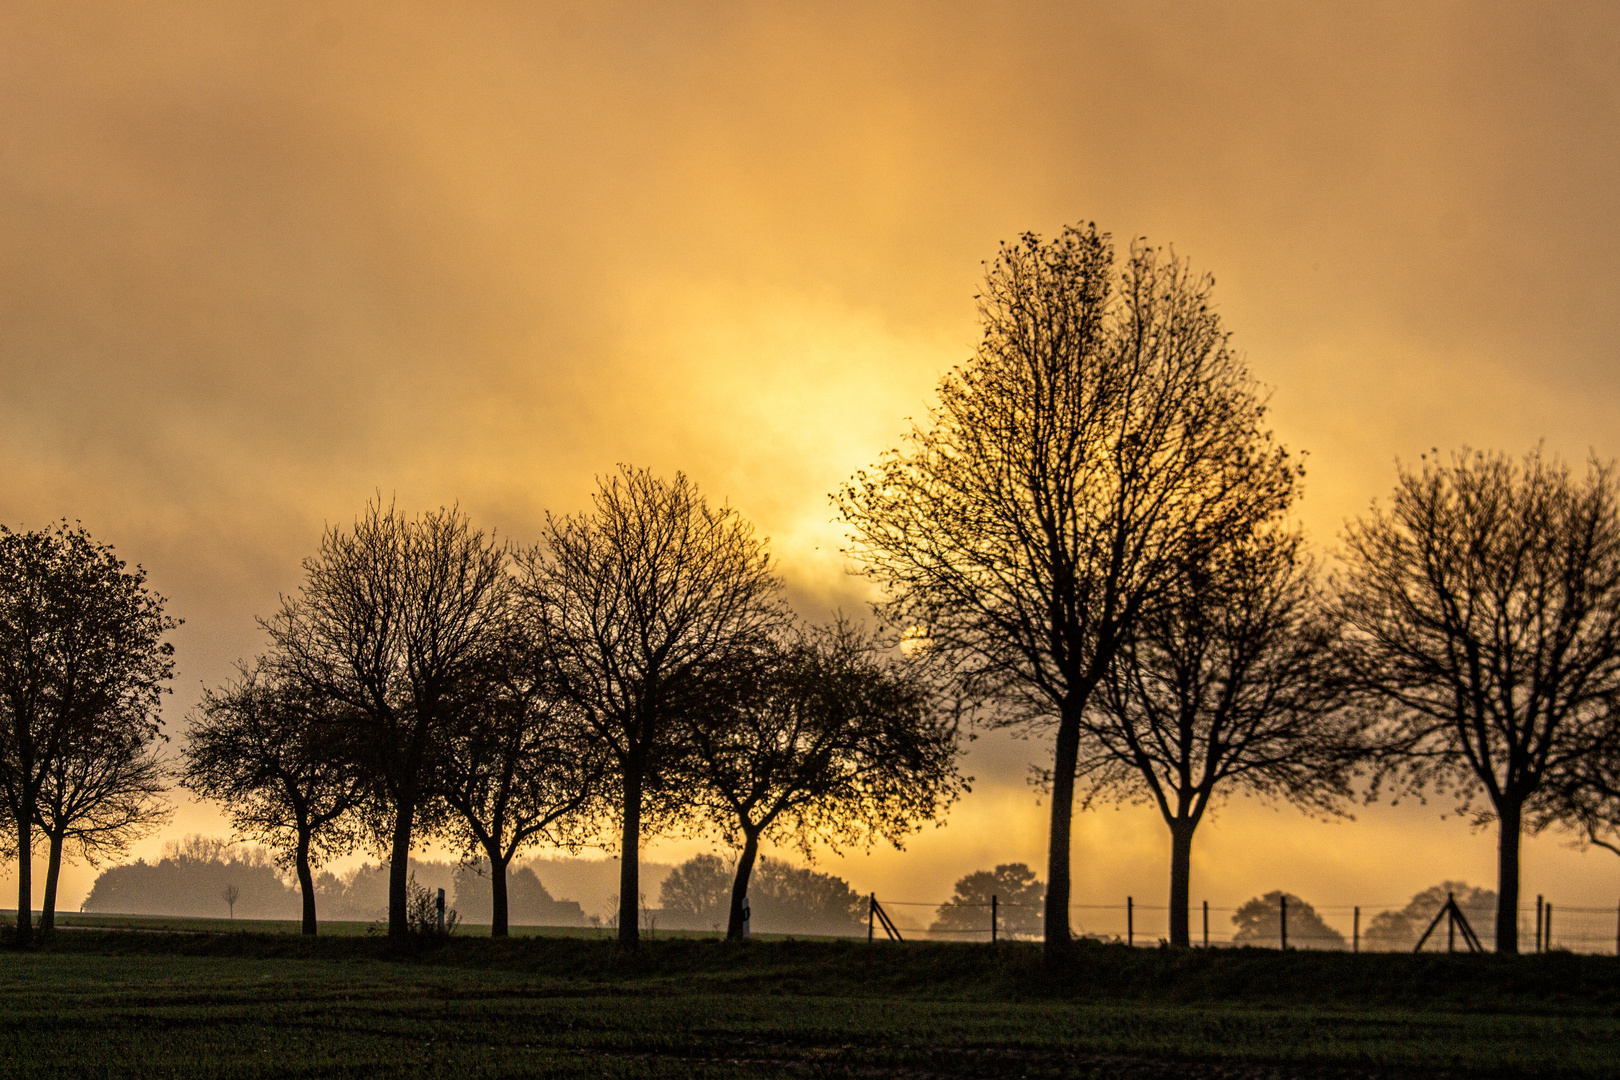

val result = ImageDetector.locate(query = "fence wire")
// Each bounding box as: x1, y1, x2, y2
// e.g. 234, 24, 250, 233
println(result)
863, 894, 1620, 953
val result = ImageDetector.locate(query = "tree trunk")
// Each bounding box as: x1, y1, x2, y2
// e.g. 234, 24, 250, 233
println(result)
1167, 817, 1195, 948
15, 796, 33, 946
1043, 706, 1082, 963
388, 797, 414, 939
295, 831, 317, 936
618, 767, 642, 948
727, 831, 761, 940
39, 830, 64, 936
1495, 797, 1523, 954
490, 846, 511, 938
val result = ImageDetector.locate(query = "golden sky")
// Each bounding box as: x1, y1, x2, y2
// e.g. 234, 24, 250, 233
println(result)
5, 2, 1620, 930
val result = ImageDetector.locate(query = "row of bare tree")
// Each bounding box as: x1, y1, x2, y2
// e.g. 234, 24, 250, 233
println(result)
837, 222, 1620, 956
9, 221, 1620, 958
181, 473, 963, 942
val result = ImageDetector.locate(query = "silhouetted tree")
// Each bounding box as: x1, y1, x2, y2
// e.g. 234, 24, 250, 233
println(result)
1363, 881, 1496, 951
516, 467, 786, 947
1231, 891, 1344, 949
181, 663, 366, 935
437, 634, 609, 937
931, 862, 1044, 938
1080, 524, 1362, 946
222, 883, 240, 918
658, 852, 732, 931
838, 224, 1295, 958
0, 523, 176, 945
34, 712, 168, 932
266, 501, 509, 939
690, 621, 963, 939
1339, 449, 1620, 953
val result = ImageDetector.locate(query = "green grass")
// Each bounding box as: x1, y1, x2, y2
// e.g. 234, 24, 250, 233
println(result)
1, 930, 1616, 1078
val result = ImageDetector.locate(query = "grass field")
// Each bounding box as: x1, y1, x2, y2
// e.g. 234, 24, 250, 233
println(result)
2, 926, 1617, 1078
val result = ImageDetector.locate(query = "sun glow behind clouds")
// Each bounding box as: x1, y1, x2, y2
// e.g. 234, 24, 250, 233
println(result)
4, 1, 1620, 915
608, 276, 969, 610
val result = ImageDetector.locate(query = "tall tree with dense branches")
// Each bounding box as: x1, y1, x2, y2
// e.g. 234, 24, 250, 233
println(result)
838, 224, 1295, 957
0, 523, 176, 945
182, 663, 366, 934
265, 502, 509, 939
437, 633, 609, 937
689, 620, 964, 939
516, 466, 786, 947
1082, 524, 1362, 947
1339, 448, 1620, 953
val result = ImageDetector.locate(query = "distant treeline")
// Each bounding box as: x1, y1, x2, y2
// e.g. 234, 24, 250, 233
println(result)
82, 837, 627, 926
81, 838, 879, 936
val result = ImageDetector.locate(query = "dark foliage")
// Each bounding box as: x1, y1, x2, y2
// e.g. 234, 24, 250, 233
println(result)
931, 863, 1045, 938
838, 224, 1296, 956
689, 620, 964, 938
1340, 449, 1620, 952
516, 466, 786, 946
0, 521, 177, 943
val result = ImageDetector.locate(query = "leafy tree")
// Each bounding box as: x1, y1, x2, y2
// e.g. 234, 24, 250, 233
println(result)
436, 634, 609, 936
33, 712, 168, 932
658, 852, 732, 931
1080, 525, 1362, 946
516, 467, 786, 947
930, 862, 1044, 938
1231, 891, 1344, 949
181, 663, 366, 934
1339, 449, 1620, 952
749, 857, 863, 936
266, 501, 509, 939
1363, 881, 1496, 951
838, 225, 1294, 958
0, 522, 177, 945
689, 621, 963, 939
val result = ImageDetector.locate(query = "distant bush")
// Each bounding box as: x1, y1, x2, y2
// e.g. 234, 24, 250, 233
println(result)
1362, 881, 1496, 952
930, 863, 1045, 939
450, 860, 589, 926
82, 836, 298, 919
1231, 891, 1345, 950
658, 854, 863, 936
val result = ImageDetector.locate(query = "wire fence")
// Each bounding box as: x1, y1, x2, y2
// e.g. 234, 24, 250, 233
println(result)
862, 894, 1620, 954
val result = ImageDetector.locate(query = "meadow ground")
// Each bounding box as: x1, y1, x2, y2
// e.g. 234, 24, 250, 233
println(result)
0, 924, 1615, 1078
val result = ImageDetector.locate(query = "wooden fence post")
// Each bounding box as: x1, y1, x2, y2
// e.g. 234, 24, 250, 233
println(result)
1546, 903, 1553, 950
1202, 900, 1209, 948
991, 895, 997, 943
1353, 906, 1359, 954
868, 893, 875, 943
1279, 894, 1288, 950
1127, 896, 1133, 947
1536, 894, 1544, 953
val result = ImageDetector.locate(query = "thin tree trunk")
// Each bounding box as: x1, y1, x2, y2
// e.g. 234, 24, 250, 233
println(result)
727, 831, 761, 940
15, 797, 33, 946
39, 829, 66, 936
1167, 817, 1195, 948
490, 846, 511, 938
295, 831, 317, 936
1496, 798, 1523, 954
618, 766, 642, 948
1044, 707, 1082, 962
388, 797, 414, 940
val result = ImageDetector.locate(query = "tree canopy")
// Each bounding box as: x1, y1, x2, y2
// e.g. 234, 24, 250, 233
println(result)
839, 224, 1295, 958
